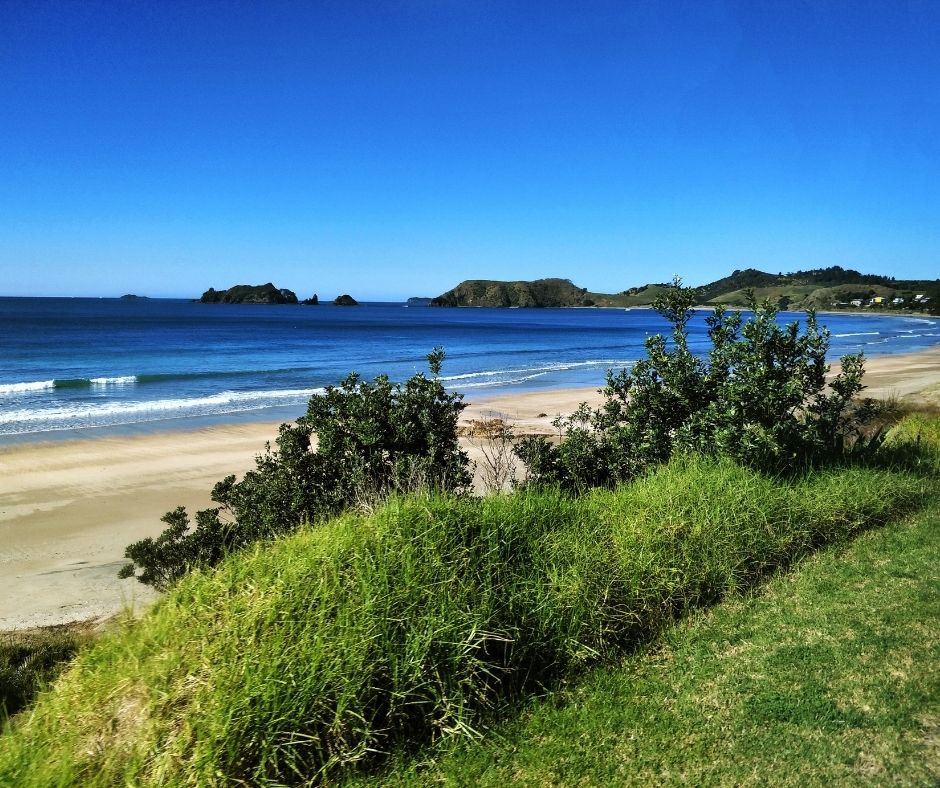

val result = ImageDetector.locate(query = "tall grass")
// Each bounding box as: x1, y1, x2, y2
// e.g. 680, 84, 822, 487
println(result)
370, 491, 940, 786
885, 410, 940, 453
0, 453, 934, 785
0, 624, 93, 727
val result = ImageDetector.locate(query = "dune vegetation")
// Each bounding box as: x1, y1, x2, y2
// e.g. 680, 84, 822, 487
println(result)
368, 470, 940, 786
2, 281, 937, 785
1, 452, 936, 785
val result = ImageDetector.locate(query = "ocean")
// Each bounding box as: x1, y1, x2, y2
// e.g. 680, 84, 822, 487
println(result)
1, 297, 937, 443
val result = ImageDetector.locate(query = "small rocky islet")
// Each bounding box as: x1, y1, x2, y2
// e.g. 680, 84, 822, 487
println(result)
199, 284, 352, 305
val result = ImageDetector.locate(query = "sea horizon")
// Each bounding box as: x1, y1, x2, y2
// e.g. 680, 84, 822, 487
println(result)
2, 296, 938, 446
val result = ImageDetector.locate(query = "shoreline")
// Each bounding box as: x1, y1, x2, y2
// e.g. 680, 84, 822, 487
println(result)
2, 345, 939, 631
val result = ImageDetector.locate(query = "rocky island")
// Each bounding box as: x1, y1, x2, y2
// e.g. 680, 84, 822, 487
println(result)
333, 294, 358, 306
200, 283, 299, 304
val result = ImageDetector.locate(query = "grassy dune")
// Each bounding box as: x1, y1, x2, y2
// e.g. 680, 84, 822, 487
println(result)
372, 496, 940, 786
2, 435, 936, 784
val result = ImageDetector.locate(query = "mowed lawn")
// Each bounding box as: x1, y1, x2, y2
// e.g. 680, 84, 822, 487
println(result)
368, 504, 940, 786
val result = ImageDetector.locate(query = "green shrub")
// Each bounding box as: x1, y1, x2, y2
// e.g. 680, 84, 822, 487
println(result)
120, 349, 471, 589
1, 627, 88, 726
517, 279, 875, 489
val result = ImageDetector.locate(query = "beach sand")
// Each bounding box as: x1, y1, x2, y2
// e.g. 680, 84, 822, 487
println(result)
2, 345, 939, 630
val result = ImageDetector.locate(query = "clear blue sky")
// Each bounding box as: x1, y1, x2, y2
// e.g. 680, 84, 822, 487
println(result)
2, 0, 938, 300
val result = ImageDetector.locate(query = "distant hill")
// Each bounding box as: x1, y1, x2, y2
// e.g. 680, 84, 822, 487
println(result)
431, 278, 595, 307
200, 283, 299, 305
431, 268, 938, 313
690, 267, 938, 312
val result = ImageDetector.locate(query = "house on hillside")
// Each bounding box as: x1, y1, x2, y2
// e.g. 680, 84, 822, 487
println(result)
891, 297, 905, 305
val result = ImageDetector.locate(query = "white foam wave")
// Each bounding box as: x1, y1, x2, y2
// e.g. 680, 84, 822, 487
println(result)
89, 375, 138, 386
0, 380, 55, 395
833, 331, 880, 338
0, 388, 323, 433
439, 359, 634, 384
459, 371, 554, 389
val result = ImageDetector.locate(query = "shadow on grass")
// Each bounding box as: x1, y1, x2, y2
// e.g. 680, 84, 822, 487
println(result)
1, 621, 98, 728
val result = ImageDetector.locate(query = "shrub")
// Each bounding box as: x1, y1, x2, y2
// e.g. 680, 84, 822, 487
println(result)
120, 349, 471, 589
517, 279, 875, 490
1, 626, 89, 725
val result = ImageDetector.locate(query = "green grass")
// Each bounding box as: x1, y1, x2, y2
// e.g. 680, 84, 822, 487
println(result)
370, 500, 940, 786
0, 623, 94, 727
0, 420, 936, 785
886, 410, 940, 452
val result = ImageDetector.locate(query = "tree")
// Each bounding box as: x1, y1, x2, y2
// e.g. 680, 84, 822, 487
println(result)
121, 349, 470, 589
516, 278, 873, 490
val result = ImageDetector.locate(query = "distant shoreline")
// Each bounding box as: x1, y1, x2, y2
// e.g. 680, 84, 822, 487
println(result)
0, 293, 934, 320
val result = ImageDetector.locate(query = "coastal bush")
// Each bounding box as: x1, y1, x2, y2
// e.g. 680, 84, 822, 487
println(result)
1, 626, 90, 726
3, 437, 934, 785
517, 278, 875, 490
120, 348, 471, 589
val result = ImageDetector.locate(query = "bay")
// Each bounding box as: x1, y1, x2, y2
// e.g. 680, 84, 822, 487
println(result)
1, 297, 937, 442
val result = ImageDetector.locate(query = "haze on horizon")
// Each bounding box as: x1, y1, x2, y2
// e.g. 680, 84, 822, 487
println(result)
1, 1, 938, 301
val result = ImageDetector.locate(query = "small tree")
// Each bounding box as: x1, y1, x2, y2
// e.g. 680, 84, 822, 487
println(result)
516, 278, 873, 490
465, 414, 518, 493
121, 349, 470, 589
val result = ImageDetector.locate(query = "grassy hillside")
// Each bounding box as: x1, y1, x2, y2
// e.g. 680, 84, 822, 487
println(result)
370, 487, 940, 786
429, 267, 939, 311
1, 421, 937, 785
430, 278, 593, 307
695, 266, 938, 310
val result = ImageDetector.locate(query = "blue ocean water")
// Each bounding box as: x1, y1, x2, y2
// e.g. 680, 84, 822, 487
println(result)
1, 297, 937, 443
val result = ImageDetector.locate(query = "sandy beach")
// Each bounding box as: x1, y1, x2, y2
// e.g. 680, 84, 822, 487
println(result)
2, 345, 939, 631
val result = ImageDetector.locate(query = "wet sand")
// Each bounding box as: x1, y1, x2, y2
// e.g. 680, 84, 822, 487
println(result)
2, 345, 939, 630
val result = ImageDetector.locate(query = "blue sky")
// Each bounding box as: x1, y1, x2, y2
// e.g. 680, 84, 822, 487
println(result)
1, 1, 938, 299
